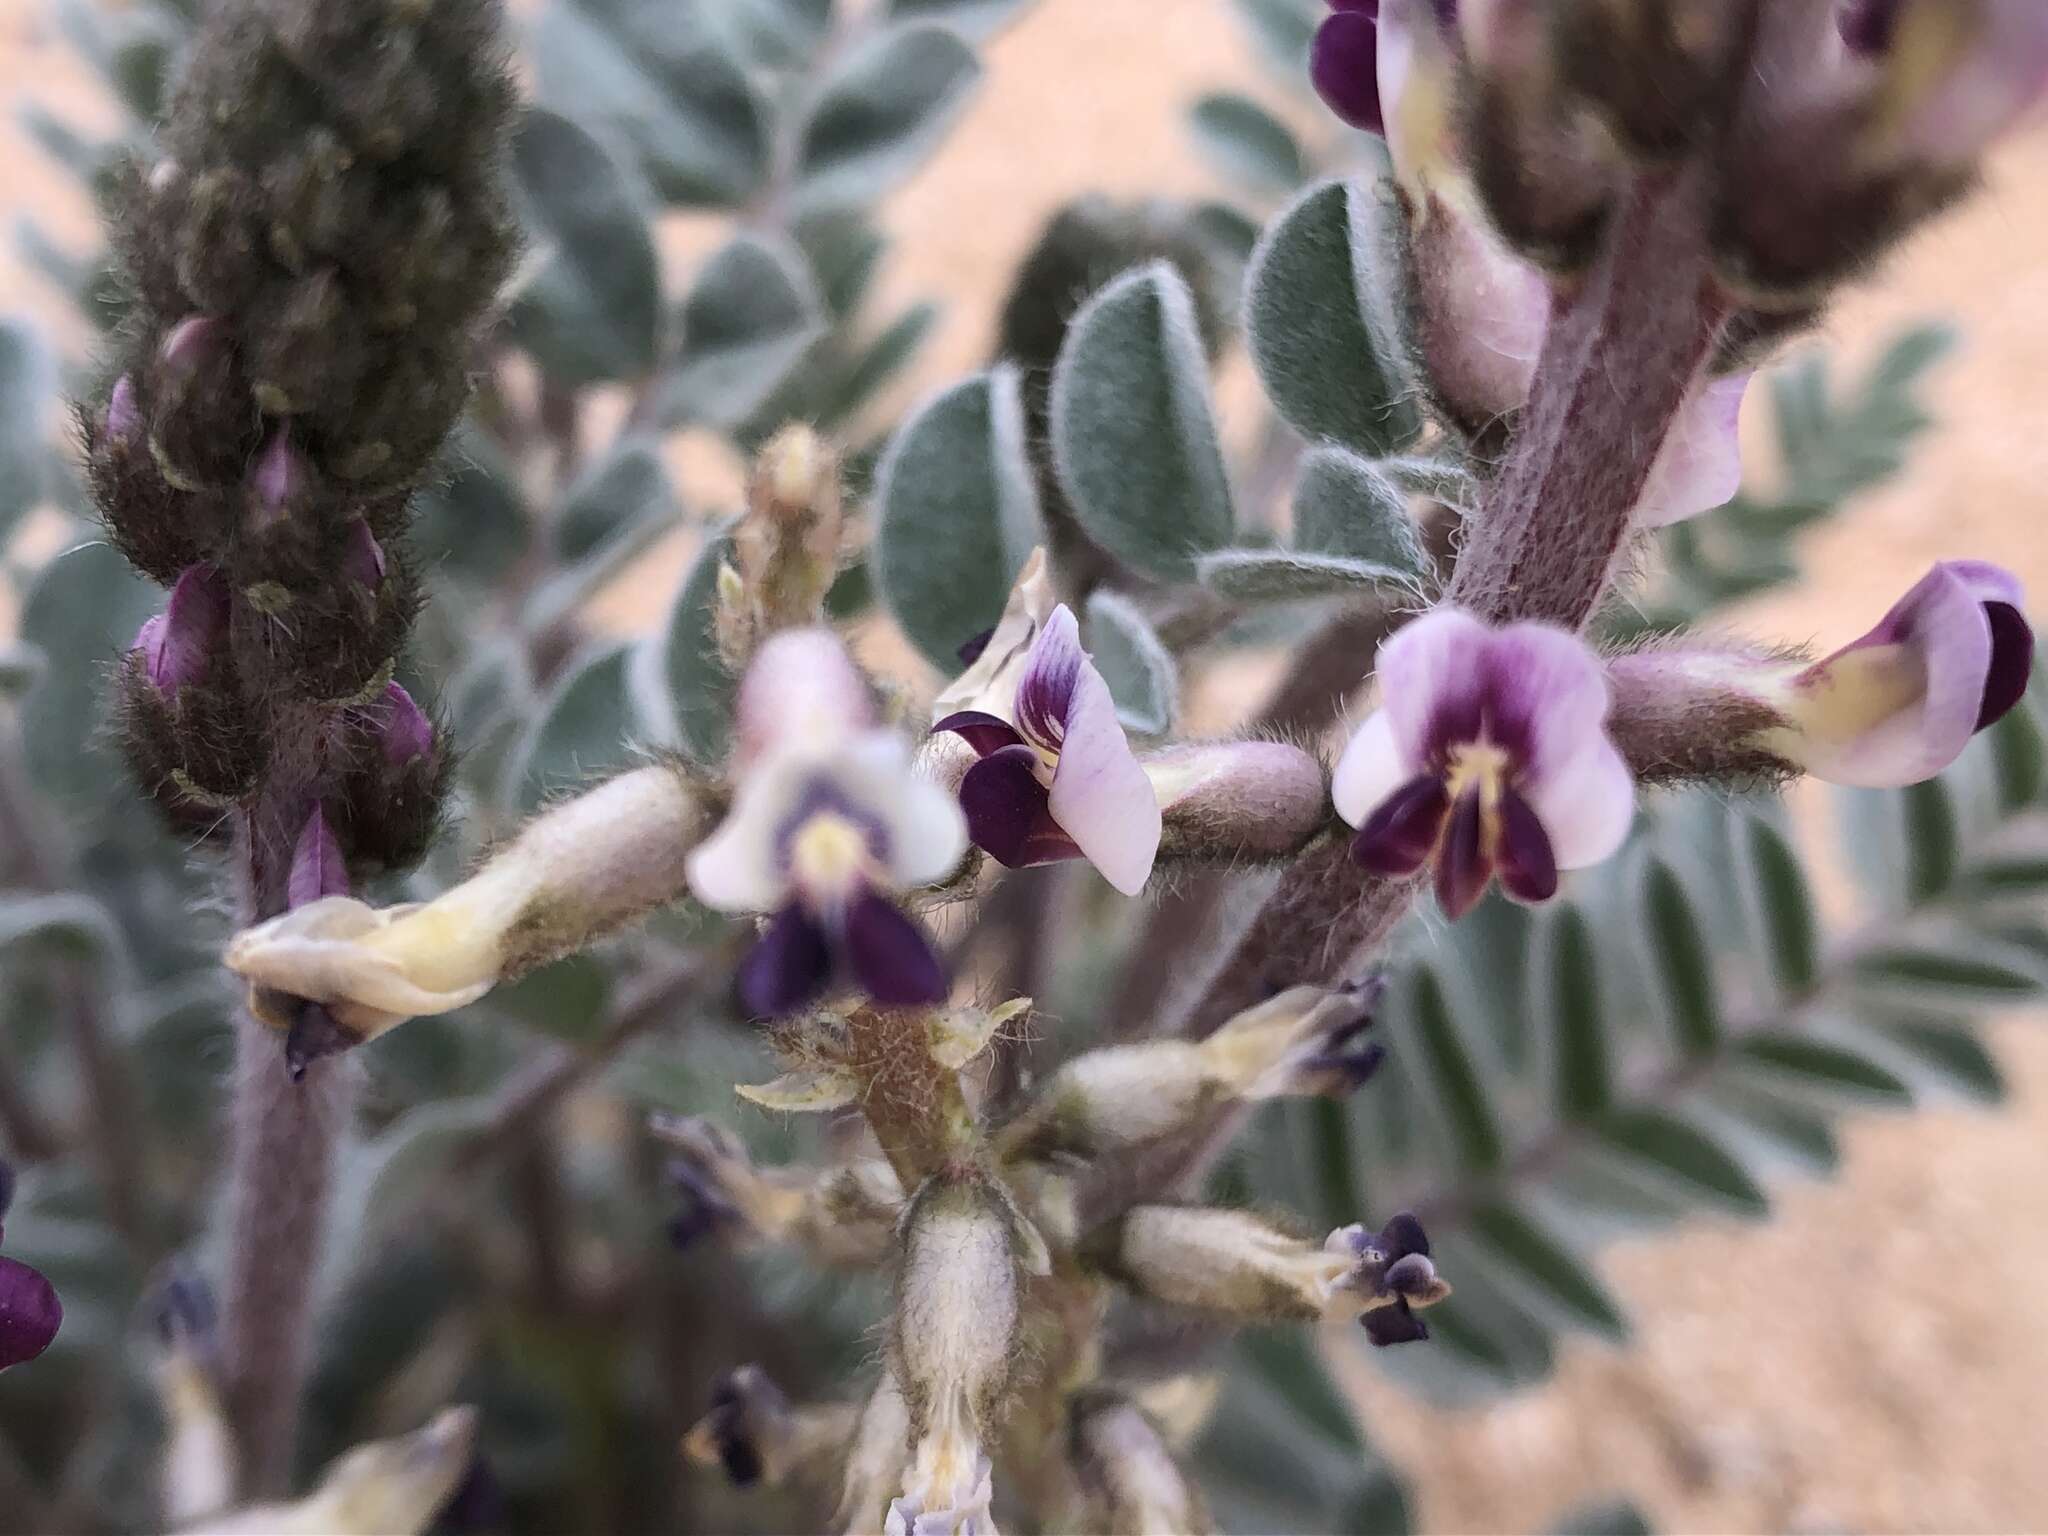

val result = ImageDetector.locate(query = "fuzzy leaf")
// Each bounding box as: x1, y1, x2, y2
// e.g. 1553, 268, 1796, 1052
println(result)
0, 643, 43, 698
881, 0, 1034, 41
792, 23, 981, 213
1537, 903, 1610, 1123
1395, 965, 1505, 1173
1851, 942, 2042, 1002
0, 317, 54, 534
0, 893, 125, 964
1083, 590, 1178, 736
1244, 178, 1421, 456
1635, 856, 1721, 1059
1377, 452, 1483, 510
1197, 548, 1418, 603
1229, 0, 1319, 74
1898, 777, 1960, 904
1733, 1033, 1912, 1107
874, 368, 1040, 669
415, 424, 531, 588
19, 542, 161, 808
506, 641, 641, 814
531, 0, 769, 207
1466, 1201, 1628, 1343
640, 525, 740, 766
1291, 444, 1431, 571
1051, 263, 1236, 582
1871, 1016, 2004, 1104
554, 437, 677, 565
660, 233, 826, 429
1189, 92, 1307, 197
819, 303, 941, 429
1591, 1109, 1768, 1218
1736, 816, 1820, 998
507, 108, 662, 385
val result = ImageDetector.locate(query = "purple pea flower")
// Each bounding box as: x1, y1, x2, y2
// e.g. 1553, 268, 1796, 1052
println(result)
934, 605, 1162, 897
1770, 560, 2032, 786
0, 1159, 62, 1373
687, 630, 967, 1018
1334, 608, 1634, 919
1326, 1212, 1448, 1347
1845, 0, 2048, 166
133, 563, 230, 700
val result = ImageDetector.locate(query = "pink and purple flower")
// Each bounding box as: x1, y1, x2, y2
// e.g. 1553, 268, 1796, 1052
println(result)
1769, 560, 2033, 786
688, 630, 968, 1018
1334, 608, 1634, 919
934, 605, 1162, 897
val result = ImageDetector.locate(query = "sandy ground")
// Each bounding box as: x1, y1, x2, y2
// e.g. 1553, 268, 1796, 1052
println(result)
6, 0, 2048, 1530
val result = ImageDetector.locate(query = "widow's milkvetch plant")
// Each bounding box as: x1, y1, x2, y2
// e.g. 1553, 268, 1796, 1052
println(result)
4, 0, 2048, 1531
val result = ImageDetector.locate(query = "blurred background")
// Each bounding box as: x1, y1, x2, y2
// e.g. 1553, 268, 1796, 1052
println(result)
3, 0, 2048, 1530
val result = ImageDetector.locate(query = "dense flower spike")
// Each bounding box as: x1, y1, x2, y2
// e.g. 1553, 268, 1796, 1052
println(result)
1610, 561, 2034, 789
690, 629, 966, 1017
936, 605, 1161, 895
0, 1159, 61, 1373
1334, 608, 1634, 918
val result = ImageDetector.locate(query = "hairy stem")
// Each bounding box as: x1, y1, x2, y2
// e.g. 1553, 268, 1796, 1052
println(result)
220, 725, 348, 1497
1173, 170, 1728, 1046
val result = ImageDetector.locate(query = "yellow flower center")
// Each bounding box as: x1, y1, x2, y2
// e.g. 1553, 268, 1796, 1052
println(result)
787, 811, 873, 897
1443, 741, 1511, 807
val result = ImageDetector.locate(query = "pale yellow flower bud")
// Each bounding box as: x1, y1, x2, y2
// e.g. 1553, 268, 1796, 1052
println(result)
225, 765, 715, 1043
179, 1408, 475, 1536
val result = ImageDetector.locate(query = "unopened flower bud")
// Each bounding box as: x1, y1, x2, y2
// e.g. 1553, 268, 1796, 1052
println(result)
683, 1364, 858, 1491
999, 981, 1384, 1163
0, 1156, 61, 1374
377, 682, 433, 769
226, 764, 716, 1043
838, 1374, 913, 1535
1088, 1205, 1447, 1337
342, 517, 387, 592
104, 374, 141, 442
891, 1176, 1030, 1531
134, 563, 230, 700
287, 805, 348, 909
1063, 1390, 1212, 1536
159, 314, 228, 375
1148, 739, 1330, 863
247, 429, 309, 532
717, 426, 845, 666
151, 1272, 235, 1526
651, 1114, 903, 1266
183, 1407, 477, 1536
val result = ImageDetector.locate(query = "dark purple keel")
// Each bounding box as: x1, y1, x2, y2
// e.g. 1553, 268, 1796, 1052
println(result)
0, 1254, 60, 1372
735, 893, 949, 1019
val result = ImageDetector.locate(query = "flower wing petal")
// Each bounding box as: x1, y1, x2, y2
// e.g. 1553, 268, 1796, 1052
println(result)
1015, 605, 1087, 753
1332, 709, 1411, 827
1480, 622, 1615, 791
1634, 371, 1749, 528
685, 759, 801, 913
1524, 728, 1636, 869
1047, 662, 1161, 895
843, 893, 949, 1008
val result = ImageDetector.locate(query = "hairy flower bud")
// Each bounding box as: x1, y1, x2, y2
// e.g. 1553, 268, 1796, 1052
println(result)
1087, 1206, 1447, 1339
683, 1364, 858, 1492
105, 374, 141, 442
1148, 740, 1330, 863
135, 563, 231, 700
716, 427, 846, 668
651, 1114, 903, 1266
999, 981, 1384, 1164
890, 1175, 1033, 1532
247, 428, 312, 534
182, 1407, 477, 1536
341, 517, 386, 592
377, 682, 433, 769
1062, 1390, 1212, 1536
287, 805, 348, 909
227, 764, 716, 1045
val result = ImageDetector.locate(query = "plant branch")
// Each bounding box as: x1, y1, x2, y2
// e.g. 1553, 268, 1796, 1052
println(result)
1172, 169, 1730, 1044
